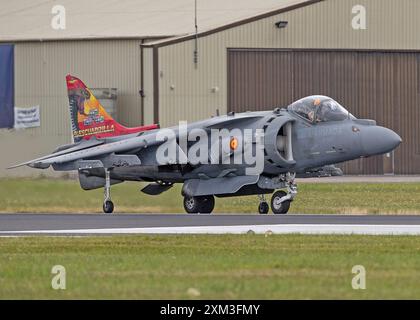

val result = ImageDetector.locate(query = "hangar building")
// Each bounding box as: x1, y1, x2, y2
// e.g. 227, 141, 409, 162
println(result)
0, 0, 419, 176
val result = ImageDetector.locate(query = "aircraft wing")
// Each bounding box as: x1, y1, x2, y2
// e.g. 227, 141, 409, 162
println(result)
204, 115, 264, 130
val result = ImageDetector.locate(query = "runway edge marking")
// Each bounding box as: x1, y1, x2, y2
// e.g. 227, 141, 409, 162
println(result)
2, 224, 420, 235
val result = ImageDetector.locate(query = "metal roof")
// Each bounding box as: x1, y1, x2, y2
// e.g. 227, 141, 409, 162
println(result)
0, 0, 310, 41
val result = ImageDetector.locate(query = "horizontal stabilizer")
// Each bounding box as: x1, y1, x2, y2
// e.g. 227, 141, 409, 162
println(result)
7, 138, 105, 170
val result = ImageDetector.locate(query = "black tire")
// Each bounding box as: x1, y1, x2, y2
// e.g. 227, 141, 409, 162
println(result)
198, 196, 215, 214
103, 200, 114, 214
258, 202, 269, 214
184, 196, 200, 214
183, 196, 215, 214
270, 191, 291, 214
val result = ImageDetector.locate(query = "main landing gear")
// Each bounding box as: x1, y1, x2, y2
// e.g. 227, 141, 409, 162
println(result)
183, 195, 215, 214
103, 169, 114, 214
258, 173, 298, 215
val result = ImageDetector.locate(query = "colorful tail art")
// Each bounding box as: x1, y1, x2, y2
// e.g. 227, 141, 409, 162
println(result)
66, 75, 158, 142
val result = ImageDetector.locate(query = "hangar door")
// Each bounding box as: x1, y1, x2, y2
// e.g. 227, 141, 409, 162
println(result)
227, 49, 420, 175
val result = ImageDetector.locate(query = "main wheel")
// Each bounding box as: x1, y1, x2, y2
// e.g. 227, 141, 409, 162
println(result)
198, 195, 215, 214
103, 200, 114, 214
184, 196, 200, 214
271, 191, 291, 215
183, 196, 215, 214
258, 202, 269, 214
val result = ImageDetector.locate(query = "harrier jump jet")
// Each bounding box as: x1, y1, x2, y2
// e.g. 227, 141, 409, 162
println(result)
10, 75, 402, 214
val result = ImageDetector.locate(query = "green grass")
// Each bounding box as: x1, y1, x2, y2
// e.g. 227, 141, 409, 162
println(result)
0, 234, 419, 299
1, 178, 420, 214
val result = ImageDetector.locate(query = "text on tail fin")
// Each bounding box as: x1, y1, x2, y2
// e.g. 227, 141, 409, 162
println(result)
66, 75, 159, 142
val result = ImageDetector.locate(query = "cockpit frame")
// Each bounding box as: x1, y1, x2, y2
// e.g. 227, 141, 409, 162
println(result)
288, 95, 355, 124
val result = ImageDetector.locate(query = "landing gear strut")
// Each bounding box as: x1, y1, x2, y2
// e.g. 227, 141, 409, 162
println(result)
183, 195, 215, 214
103, 169, 114, 214
256, 173, 298, 214
270, 173, 297, 215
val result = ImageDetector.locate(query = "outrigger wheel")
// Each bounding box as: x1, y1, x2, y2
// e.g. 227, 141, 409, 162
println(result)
257, 195, 269, 214
183, 195, 215, 214
270, 190, 291, 215
258, 202, 269, 214
103, 200, 114, 214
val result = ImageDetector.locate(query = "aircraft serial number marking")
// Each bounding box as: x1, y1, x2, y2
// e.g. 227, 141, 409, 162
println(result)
298, 127, 343, 139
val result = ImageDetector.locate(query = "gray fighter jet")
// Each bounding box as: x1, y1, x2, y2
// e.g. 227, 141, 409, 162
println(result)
10, 75, 402, 214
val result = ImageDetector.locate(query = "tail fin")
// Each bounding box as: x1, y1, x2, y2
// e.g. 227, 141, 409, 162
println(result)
66, 75, 158, 142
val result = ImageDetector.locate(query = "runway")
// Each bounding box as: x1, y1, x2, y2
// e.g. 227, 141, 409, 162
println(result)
1, 214, 420, 236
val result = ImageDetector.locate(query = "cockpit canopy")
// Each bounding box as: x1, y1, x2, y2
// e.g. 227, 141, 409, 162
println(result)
288, 95, 355, 123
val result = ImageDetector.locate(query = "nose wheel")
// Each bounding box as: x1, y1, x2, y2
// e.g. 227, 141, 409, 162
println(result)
270, 190, 291, 214
257, 173, 298, 214
103, 169, 114, 214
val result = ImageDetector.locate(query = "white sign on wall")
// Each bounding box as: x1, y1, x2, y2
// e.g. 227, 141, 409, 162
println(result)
14, 106, 41, 129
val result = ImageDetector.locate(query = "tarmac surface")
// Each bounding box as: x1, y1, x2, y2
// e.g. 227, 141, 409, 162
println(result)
1, 214, 420, 235
296, 175, 420, 183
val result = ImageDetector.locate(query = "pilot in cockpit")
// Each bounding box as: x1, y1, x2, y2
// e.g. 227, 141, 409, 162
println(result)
289, 95, 355, 123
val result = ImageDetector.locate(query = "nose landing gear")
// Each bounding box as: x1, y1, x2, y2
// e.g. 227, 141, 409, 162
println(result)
257, 173, 298, 214
271, 190, 291, 214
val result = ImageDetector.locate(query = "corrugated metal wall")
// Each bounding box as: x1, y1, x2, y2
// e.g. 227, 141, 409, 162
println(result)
227, 50, 294, 111
158, 40, 226, 126
0, 39, 143, 177
227, 49, 420, 174
142, 47, 155, 125
157, 0, 420, 128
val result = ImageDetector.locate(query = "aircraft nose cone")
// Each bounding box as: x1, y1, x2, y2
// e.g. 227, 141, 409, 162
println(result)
361, 126, 402, 156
